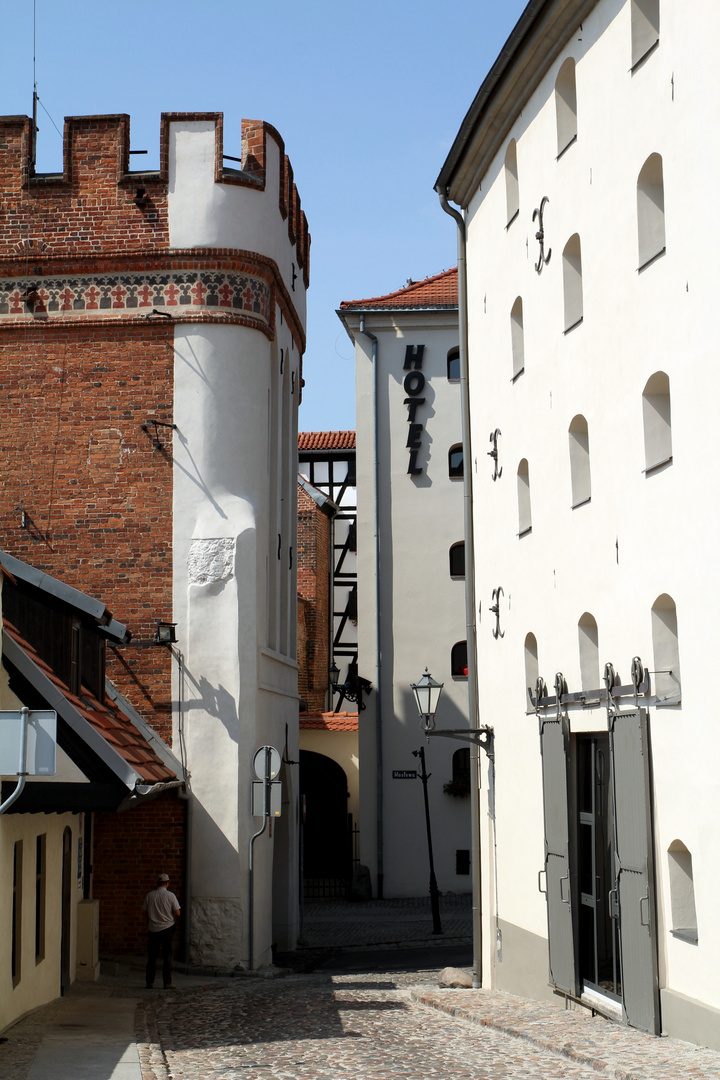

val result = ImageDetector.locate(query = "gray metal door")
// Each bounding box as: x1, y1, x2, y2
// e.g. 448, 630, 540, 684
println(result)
539, 714, 577, 996
609, 709, 660, 1034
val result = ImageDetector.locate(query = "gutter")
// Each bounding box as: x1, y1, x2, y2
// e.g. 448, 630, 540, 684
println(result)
358, 313, 384, 900
437, 189, 483, 989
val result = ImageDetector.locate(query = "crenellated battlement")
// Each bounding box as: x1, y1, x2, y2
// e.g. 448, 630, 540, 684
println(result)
0, 112, 310, 287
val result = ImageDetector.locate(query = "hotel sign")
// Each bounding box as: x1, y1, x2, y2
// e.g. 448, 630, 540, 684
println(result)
404, 344, 426, 475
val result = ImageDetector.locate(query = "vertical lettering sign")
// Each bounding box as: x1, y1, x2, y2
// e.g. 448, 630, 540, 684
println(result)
404, 344, 426, 475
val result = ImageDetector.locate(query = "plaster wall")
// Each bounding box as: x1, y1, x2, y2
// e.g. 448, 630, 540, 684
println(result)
460, 0, 720, 1024
350, 310, 471, 897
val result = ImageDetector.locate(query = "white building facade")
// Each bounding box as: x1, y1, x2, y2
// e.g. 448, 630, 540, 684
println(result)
436, 0, 720, 1048
339, 272, 473, 899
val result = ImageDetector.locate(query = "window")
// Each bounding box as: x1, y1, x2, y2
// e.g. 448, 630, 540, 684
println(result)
35, 834, 46, 963
510, 297, 524, 380
505, 139, 519, 225
449, 444, 464, 478
524, 632, 538, 711
451, 640, 468, 678
637, 153, 665, 268
642, 371, 672, 472
651, 593, 681, 702
562, 234, 583, 331
447, 347, 460, 381
12, 840, 22, 987
668, 841, 698, 943
568, 414, 591, 506
456, 849, 471, 875
555, 58, 577, 156
449, 542, 465, 578
631, 0, 659, 69
517, 458, 532, 536
578, 612, 599, 690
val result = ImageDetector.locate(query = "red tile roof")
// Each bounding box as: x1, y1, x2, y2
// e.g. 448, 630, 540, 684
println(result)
300, 710, 359, 732
299, 431, 356, 451
339, 268, 457, 310
3, 619, 177, 785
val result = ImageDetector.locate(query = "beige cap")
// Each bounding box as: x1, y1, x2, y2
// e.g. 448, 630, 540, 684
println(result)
157, 873, 169, 883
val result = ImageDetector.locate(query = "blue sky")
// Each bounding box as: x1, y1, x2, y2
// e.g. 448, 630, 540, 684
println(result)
1, 1, 527, 432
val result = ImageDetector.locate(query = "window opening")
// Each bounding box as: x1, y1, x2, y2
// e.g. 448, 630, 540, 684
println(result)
449, 542, 465, 578
642, 371, 672, 473
637, 153, 665, 269
569, 414, 591, 506
447, 347, 460, 381
451, 641, 468, 678
651, 593, 681, 702
524, 632, 538, 711
35, 834, 46, 963
631, 0, 659, 69
555, 58, 577, 157
517, 458, 532, 536
511, 297, 525, 380
578, 612, 599, 690
449, 445, 464, 478
12, 840, 23, 986
667, 841, 698, 943
505, 139, 519, 225
562, 234, 583, 331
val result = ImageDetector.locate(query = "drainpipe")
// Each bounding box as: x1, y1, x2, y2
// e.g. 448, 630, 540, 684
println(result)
358, 313, 384, 900
437, 188, 482, 988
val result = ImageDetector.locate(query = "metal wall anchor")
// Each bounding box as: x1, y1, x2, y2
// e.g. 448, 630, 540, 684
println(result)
489, 586, 505, 639
532, 196, 552, 274
488, 428, 502, 480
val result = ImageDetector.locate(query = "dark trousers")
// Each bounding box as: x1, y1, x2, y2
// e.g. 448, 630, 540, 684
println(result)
146, 926, 175, 988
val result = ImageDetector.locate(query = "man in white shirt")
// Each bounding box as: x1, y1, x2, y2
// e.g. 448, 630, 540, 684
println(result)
143, 873, 181, 989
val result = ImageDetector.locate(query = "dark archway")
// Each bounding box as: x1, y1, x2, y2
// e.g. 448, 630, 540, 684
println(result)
300, 751, 351, 896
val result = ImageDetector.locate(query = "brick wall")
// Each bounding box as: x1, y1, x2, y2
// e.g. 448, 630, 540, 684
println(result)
93, 792, 187, 957
296, 484, 330, 714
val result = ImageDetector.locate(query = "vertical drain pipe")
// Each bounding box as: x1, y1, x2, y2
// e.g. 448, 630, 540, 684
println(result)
437, 188, 482, 987
359, 313, 384, 899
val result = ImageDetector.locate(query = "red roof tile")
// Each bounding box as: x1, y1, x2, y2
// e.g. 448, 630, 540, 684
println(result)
3, 619, 177, 785
300, 710, 359, 732
339, 268, 457, 310
299, 431, 356, 451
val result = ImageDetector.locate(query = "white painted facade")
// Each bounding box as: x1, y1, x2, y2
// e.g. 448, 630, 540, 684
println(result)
438, 0, 720, 1049
168, 119, 305, 968
340, 292, 472, 899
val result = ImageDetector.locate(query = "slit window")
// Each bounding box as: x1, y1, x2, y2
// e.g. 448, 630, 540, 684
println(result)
451, 640, 468, 678
524, 632, 538, 710
668, 841, 697, 943
447, 347, 460, 381
631, 0, 659, 68
449, 444, 464, 478
562, 234, 583, 331
511, 297, 524, 379
517, 458, 532, 535
651, 593, 681, 702
505, 139, 519, 225
12, 840, 22, 987
568, 414, 591, 506
449, 542, 465, 578
637, 153, 665, 268
578, 612, 599, 691
642, 371, 672, 472
555, 58, 577, 156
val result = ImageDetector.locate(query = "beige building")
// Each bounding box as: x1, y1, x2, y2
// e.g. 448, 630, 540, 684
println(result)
436, 0, 720, 1048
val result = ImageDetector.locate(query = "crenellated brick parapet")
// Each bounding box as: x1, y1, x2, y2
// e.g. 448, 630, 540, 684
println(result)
0, 110, 310, 311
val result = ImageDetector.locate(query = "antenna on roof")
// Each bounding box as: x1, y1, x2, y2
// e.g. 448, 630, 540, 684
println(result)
31, 0, 38, 172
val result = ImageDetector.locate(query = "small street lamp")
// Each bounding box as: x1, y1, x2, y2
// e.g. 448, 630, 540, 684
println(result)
410, 668, 444, 934
329, 661, 372, 712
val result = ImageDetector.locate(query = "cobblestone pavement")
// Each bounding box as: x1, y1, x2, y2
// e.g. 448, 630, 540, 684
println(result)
298, 894, 473, 951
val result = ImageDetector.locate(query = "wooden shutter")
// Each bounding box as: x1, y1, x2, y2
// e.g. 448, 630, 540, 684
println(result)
539, 713, 577, 995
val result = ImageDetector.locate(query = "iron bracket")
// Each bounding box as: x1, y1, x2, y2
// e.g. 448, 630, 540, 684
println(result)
532, 196, 552, 273
489, 586, 504, 639
426, 726, 494, 760
488, 428, 502, 481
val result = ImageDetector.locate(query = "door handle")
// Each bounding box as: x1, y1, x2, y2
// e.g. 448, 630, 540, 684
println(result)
640, 893, 651, 927
538, 869, 547, 895
560, 873, 570, 905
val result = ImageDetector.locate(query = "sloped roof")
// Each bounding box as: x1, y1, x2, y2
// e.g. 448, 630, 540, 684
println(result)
339, 268, 457, 311
3, 619, 177, 786
297, 474, 337, 516
300, 710, 359, 732
299, 431, 356, 452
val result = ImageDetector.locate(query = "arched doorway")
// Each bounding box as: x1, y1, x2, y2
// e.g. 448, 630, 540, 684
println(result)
300, 751, 351, 898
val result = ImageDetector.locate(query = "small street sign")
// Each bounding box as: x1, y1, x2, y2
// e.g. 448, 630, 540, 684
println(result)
392, 770, 417, 779
252, 746, 281, 781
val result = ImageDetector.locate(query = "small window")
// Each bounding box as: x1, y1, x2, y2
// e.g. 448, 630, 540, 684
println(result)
578, 612, 599, 691
642, 371, 672, 472
451, 640, 468, 678
505, 139, 519, 225
447, 347, 460, 381
456, 849, 471, 875
449, 542, 465, 578
449, 444, 464, 478
668, 841, 698, 943
555, 58, 577, 156
651, 593, 681, 702
12, 840, 23, 987
631, 0, 659, 69
568, 414, 591, 506
35, 834, 46, 964
517, 458, 532, 536
510, 297, 524, 380
452, 747, 470, 785
524, 632, 538, 711
562, 234, 583, 331
637, 153, 665, 268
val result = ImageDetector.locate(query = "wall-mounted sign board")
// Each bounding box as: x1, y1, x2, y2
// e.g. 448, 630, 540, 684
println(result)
0, 710, 57, 775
